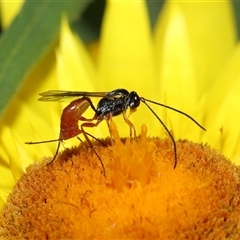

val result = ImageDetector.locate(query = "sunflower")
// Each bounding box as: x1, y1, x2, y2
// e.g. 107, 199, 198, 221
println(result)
1, 1, 240, 238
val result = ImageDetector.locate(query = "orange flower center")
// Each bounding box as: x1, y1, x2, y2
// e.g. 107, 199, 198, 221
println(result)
1, 122, 240, 239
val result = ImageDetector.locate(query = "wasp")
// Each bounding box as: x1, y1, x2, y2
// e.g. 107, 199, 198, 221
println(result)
26, 88, 206, 176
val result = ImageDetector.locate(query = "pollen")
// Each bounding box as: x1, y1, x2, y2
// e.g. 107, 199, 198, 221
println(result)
1, 122, 240, 239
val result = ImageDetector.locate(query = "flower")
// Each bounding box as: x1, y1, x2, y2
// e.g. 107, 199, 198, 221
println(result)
1, 122, 240, 238
1, 1, 240, 237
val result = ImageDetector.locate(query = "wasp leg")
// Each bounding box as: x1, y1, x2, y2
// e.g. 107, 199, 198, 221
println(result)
122, 111, 136, 138
80, 122, 106, 177
47, 141, 61, 165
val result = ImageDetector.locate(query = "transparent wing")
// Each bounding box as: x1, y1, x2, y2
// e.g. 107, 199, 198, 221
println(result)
38, 90, 109, 102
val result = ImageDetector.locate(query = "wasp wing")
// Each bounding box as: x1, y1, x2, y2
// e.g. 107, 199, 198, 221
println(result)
38, 90, 109, 102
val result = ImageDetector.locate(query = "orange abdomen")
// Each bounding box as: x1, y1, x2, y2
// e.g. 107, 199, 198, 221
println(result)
60, 98, 91, 140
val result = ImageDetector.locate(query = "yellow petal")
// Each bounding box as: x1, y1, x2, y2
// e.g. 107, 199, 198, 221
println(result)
98, 0, 157, 96
154, 2, 198, 139
0, 1, 24, 28
154, 1, 236, 142
178, 1, 237, 94
57, 16, 97, 91
0, 45, 58, 204
0, 127, 22, 202
203, 42, 240, 163
0, 196, 5, 210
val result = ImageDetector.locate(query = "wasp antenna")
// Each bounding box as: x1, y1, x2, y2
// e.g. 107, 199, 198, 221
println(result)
141, 99, 177, 169
142, 98, 206, 132
25, 139, 61, 144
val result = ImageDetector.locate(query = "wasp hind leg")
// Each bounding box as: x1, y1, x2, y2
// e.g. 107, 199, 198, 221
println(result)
47, 141, 61, 165
80, 122, 106, 177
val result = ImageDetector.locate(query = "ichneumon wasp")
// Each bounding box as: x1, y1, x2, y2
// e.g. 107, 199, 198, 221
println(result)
26, 88, 206, 176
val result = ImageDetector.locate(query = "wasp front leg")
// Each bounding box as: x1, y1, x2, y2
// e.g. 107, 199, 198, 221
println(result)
122, 111, 137, 138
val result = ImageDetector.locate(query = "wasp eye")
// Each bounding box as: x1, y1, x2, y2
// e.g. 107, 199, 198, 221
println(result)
129, 91, 140, 109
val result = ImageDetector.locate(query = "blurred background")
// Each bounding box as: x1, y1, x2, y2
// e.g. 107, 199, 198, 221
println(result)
1, 0, 240, 117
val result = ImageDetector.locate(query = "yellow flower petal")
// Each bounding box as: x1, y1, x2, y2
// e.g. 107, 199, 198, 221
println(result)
204, 42, 240, 163
0, 196, 4, 210
178, 1, 237, 94
154, 2, 198, 139
0, 127, 22, 201
57, 16, 97, 91
98, 1, 157, 95
0, 1, 24, 28
0, 46, 58, 202
154, 1, 237, 144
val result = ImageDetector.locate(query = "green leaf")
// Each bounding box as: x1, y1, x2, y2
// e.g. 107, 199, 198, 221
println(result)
0, 1, 93, 117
